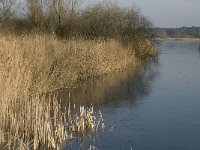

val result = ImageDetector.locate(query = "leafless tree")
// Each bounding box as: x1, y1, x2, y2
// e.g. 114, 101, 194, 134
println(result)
25, 0, 83, 31
0, 0, 15, 21
26, 0, 44, 28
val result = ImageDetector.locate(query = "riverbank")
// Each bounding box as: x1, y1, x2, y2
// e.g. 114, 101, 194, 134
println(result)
0, 0, 157, 148
0, 34, 130, 95
0, 34, 156, 95
0, 33, 156, 149
156, 37, 200, 41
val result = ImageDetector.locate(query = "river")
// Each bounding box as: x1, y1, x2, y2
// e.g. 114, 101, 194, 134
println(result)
62, 40, 200, 150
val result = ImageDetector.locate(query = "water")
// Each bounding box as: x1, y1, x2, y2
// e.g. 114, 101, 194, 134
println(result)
63, 40, 200, 150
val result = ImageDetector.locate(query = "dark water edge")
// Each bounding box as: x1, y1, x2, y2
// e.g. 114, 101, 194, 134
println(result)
60, 40, 200, 150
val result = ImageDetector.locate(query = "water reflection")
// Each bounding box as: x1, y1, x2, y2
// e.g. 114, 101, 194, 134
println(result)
53, 59, 159, 149
198, 45, 200, 56
57, 60, 159, 110
62, 40, 200, 150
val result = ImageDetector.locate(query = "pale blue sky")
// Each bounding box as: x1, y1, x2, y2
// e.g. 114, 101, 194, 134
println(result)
83, 0, 200, 27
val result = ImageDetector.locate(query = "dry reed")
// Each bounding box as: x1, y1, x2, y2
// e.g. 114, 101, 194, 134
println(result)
0, 93, 105, 149
0, 33, 137, 95
0, 33, 140, 149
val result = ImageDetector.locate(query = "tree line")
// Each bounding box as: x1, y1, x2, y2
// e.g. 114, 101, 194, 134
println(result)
0, 0, 153, 41
154, 27, 200, 38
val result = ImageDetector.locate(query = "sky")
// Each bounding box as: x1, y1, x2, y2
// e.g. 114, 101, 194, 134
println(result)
83, 0, 200, 28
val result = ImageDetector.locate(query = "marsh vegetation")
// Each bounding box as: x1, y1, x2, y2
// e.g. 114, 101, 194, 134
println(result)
0, 0, 156, 149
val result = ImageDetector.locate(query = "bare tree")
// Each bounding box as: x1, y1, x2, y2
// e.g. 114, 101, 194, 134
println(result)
0, 0, 15, 21
70, 0, 83, 13
26, 0, 44, 28
25, 0, 83, 31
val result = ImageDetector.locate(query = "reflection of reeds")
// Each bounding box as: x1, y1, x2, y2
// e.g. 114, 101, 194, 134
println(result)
57, 60, 158, 110
57, 67, 140, 106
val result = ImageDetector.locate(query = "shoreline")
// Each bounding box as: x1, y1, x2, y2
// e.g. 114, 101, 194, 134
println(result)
0, 33, 156, 149
0, 34, 156, 95
156, 37, 200, 41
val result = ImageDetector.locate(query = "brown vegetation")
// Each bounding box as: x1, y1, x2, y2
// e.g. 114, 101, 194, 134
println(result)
0, 1, 156, 149
0, 93, 105, 149
0, 34, 142, 149
1, 1, 155, 55
0, 34, 140, 95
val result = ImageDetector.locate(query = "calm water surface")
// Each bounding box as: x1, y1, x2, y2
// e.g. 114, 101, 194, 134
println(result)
63, 40, 200, 150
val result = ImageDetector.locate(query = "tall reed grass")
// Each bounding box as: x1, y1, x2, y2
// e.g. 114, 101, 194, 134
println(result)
0, 33, 138, 95
0, 2, 156, 149
0, 93, 105, 149
0, 33, 143, 149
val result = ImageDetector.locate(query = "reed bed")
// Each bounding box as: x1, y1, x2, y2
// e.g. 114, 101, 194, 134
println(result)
0, 93, 105, 149
0, 32, 156, 149
0, 33, 141, 149
0, 33, 137, 95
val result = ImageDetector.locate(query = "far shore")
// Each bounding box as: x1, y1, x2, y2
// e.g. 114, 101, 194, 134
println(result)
156, 37, 200, 41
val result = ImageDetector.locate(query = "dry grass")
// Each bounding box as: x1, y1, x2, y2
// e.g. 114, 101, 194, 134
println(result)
0, 93, 105, 149
0, 33, 140, 149
0, 33, 137, 95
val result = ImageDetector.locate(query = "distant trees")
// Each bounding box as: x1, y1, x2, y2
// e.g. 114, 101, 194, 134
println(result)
154, 27, 200, 38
